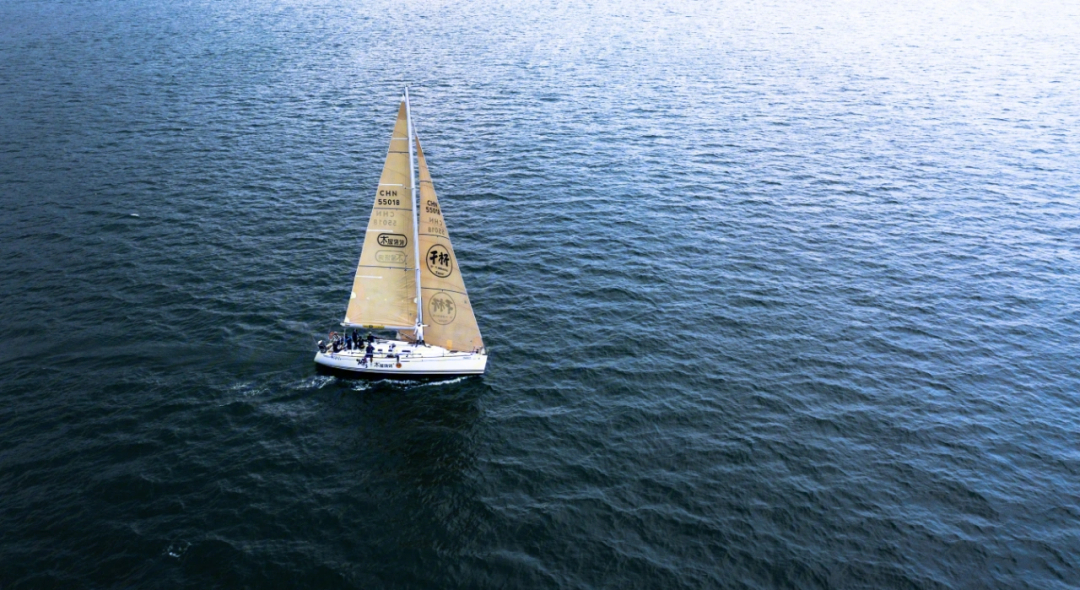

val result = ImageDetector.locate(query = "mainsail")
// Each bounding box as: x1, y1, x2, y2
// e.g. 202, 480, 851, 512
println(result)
410, 139, 485, 352
343, 101, 417, 329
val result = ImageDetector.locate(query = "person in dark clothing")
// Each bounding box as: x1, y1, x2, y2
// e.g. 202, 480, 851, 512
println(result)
364, 342, 375, 364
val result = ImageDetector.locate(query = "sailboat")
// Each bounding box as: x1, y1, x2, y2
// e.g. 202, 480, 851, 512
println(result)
314, 88, 487, 377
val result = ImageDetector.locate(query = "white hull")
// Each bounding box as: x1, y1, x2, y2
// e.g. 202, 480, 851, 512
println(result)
314, 338, 486, 378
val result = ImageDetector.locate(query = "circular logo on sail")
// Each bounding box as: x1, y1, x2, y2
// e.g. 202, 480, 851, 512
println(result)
428, 292, 456, 325
425, 244, 453, 278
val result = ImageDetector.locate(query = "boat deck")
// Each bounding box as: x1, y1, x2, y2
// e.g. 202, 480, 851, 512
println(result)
314, 338, 486, 378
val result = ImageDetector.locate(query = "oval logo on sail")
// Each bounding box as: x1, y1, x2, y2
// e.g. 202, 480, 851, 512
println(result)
375, 250, 406, 264
378, 233, 407, 248
428, 292, 456, 325
425, 244, 453, 278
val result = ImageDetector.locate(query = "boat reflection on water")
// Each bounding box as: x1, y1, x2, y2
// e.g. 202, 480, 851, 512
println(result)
322, 378, 493, 578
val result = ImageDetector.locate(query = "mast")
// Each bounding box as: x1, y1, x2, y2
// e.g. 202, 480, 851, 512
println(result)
404, 87, 424, 342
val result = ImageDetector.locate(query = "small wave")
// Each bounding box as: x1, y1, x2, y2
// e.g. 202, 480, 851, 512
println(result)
418, 376, 468, 387
291, 375, 336, 391
228, 381, 267, 397
165, 540, 190, 559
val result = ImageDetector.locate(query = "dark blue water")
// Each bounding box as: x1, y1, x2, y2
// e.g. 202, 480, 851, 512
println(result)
2, 0, 1079, 587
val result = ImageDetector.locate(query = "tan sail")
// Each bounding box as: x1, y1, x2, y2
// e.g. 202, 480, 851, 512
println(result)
343, 101, 417, 329
410, 139, 485, 351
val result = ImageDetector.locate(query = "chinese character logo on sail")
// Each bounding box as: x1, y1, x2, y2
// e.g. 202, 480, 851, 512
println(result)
375, 251, 406, 264
425, 244, 453, 278
428, 292, 457, 325
378, 233, 408, 248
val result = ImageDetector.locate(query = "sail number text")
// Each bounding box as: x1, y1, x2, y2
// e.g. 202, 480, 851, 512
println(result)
377, 189, 401, 207
373, 210, 397, 227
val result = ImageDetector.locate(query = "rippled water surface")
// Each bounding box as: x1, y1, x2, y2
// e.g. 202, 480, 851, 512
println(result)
2, 0, 1079, 587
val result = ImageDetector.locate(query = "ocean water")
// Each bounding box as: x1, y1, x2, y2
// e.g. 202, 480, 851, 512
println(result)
1, 0, 1079, 587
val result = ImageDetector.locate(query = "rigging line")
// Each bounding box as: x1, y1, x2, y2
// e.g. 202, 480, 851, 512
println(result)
420, 287, 469, 296
355, 264, 414, 271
